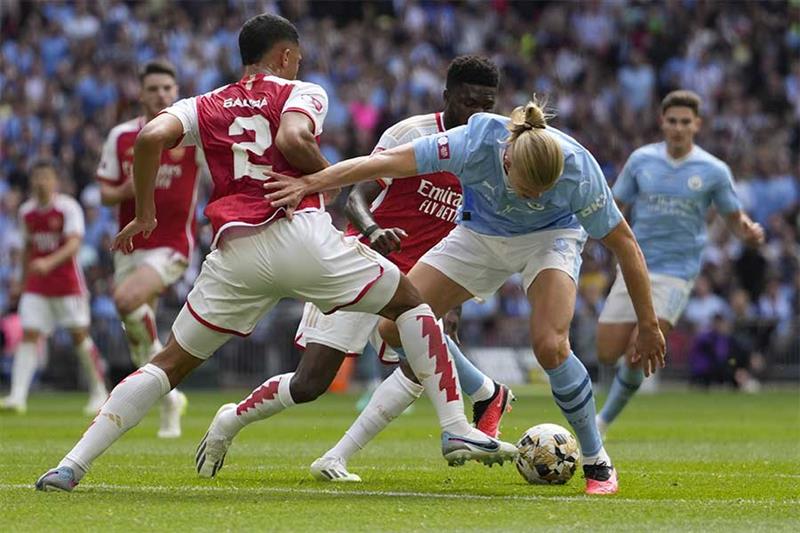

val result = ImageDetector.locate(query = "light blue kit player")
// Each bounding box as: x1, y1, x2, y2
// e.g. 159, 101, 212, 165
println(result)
596, 90, 764, 436
264, 99, 668, 495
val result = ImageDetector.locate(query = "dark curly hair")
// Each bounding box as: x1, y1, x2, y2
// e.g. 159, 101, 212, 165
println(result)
446, 55, 500, 90
239, 13, 299, 66
138, 60, 177, 82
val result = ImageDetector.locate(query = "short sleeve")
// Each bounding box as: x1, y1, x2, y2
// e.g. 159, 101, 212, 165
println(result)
711, 164, 742, 214
161, 96, 200, 147
612, 154, 639, 204
411, 125, 470, 177
96, 130, 121, 183
570, 154, 624, 239
61, 197, 85, 237
282, 82, 328, 136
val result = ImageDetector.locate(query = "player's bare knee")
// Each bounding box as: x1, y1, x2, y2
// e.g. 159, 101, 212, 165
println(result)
69, 328, 88, 345
379, 276, 423, 320
399, 359, 420, 384
113, 288, 138, 316
532, 332, 570, 369
596, 342, 622, 366
22, 329, 41, 343
288, 376, 327, 404
150, 339, 203, 388
378, 319, 401, 348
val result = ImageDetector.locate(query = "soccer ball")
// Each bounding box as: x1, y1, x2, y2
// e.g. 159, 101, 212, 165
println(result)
515, 423, 580, 485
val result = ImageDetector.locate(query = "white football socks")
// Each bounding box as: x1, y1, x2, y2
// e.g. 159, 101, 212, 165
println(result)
394, 304, 471, 435
60, 363, 170, 480
325, 367, 423, 462
8, 342, 38, 405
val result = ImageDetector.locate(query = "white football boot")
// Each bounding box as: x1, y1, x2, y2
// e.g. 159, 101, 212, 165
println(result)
310, 456, 362, 482
196, 403, 236, 478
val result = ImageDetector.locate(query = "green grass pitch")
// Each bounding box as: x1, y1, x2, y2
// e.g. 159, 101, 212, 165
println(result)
2, 388, 799, 531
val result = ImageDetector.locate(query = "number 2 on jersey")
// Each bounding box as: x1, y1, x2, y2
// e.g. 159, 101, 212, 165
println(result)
229, 115, 272, 180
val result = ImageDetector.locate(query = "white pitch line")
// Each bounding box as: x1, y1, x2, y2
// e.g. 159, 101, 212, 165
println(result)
2, 483, 798, 506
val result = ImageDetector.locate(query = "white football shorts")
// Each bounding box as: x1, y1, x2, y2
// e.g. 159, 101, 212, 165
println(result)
172, 211, 400, 359
598, 267, 694, 326
418, 225, 588, 298
113, 247, 188, 287
19, 292, 91, 334
294, 303, 402, 364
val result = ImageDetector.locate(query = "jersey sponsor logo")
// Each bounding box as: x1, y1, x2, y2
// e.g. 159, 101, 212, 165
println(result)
579, 193, 607, 218
223, 97, 269, 109
302, 94, 323, 112
687, 175, 703, 191
417, 178, 462, 223
32, 232, 61, 252
437, 135, 450, 160
155, 164, 184, 189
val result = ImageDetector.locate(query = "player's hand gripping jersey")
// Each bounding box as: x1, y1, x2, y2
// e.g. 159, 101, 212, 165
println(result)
97, 117, 202, 258
163, 74, 328, 247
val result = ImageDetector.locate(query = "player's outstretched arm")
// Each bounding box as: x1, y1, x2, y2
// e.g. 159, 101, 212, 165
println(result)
724, 210, 764, 246
112, 114, 183, 253
600, 220, 666, 376
263, 143, 419, 217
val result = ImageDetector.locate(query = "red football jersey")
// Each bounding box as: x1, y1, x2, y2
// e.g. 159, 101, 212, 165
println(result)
19, 194, 87, 296
96, 117, 202, 258
345, 112, 462, 273
163, 74, 329, 247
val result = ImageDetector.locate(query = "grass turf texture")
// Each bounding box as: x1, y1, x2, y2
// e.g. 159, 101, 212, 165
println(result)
1, 388, 798, 531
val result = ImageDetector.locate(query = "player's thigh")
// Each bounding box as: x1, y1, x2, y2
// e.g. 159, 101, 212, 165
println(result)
406, 262, 473, 317
295, 302, 378, 355
280, 213, 401, 316
19, 293, 56, 336
113, 263, 166, 314
596, 322, 637, 365
171, 243, 280, 360
416, 225, 512, 301
526, 268, 577, 369
519, 229, 587, 292
51, 294, 91, 332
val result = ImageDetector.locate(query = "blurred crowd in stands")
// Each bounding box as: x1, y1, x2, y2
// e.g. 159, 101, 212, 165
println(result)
1, 0, 797, 386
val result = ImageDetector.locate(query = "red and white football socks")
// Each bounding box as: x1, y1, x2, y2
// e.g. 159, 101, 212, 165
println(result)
216, 373, 295, 437
395, 304, 471, 435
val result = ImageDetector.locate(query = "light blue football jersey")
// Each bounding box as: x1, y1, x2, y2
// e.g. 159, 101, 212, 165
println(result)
412, 113, 623, 240
613, 142, 741, 280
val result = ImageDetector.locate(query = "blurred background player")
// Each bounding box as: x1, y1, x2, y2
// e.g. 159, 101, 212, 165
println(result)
262, 98, 668, 495
595, 90, 764, 436
0, 160, 107, 415
96, 60, 205, 438
197, 55, 514, 482
36, 13, 516, 493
